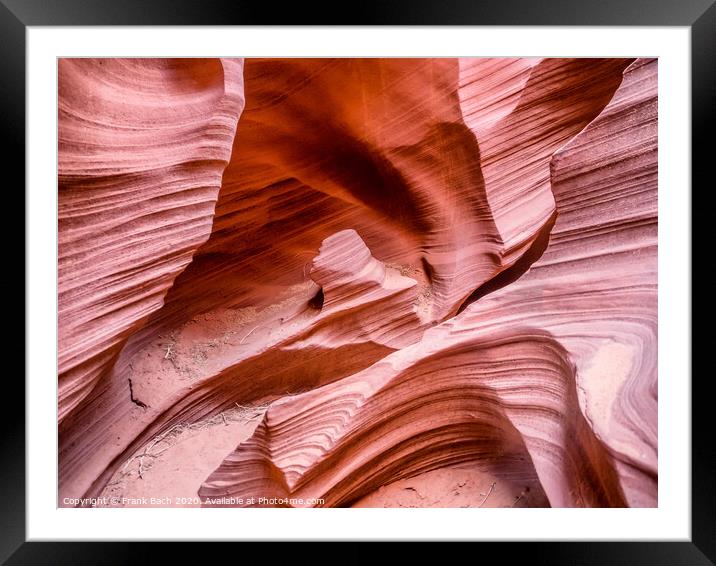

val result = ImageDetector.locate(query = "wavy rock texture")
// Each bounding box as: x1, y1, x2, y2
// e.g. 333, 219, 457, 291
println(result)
58, 57, 657, 508
58, 58, 245, 422
200, 328, 630, 508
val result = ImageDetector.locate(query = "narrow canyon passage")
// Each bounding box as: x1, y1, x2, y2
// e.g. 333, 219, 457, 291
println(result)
58, 57, 657, 508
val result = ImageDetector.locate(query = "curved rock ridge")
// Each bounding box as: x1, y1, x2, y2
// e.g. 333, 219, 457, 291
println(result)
56, 57, 658, 509
199, 328, 626, 508
311, 229, 392, 309
458, 58, 540, 134
465, 58, 630, 266
60, 229, 428, 501
58, 58, 245, 422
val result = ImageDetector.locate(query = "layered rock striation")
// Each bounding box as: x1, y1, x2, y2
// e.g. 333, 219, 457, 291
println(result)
58, 57, 657, 508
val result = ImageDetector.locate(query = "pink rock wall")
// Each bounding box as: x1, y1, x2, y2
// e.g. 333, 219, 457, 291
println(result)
57, 57, 657, 508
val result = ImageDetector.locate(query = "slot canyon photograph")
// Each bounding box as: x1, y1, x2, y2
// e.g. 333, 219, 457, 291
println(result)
58, 56, 657, 509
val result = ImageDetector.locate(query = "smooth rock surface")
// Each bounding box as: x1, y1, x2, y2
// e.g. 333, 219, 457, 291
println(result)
57, 57, 657, 508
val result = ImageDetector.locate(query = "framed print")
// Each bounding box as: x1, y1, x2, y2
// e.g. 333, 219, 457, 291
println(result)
10, 0, 711, 562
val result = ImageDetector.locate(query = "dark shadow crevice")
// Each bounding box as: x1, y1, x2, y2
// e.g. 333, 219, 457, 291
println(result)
456, 210, 557, 315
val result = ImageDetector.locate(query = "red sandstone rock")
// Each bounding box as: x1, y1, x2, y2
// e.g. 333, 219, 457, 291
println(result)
57, 57, 657, 509
58, 58, 245, 422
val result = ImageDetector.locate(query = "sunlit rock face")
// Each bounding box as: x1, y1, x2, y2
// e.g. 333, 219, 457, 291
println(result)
58, 57, 657, 508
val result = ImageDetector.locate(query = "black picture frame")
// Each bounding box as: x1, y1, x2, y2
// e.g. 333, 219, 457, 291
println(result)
7, 0, 710, 562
